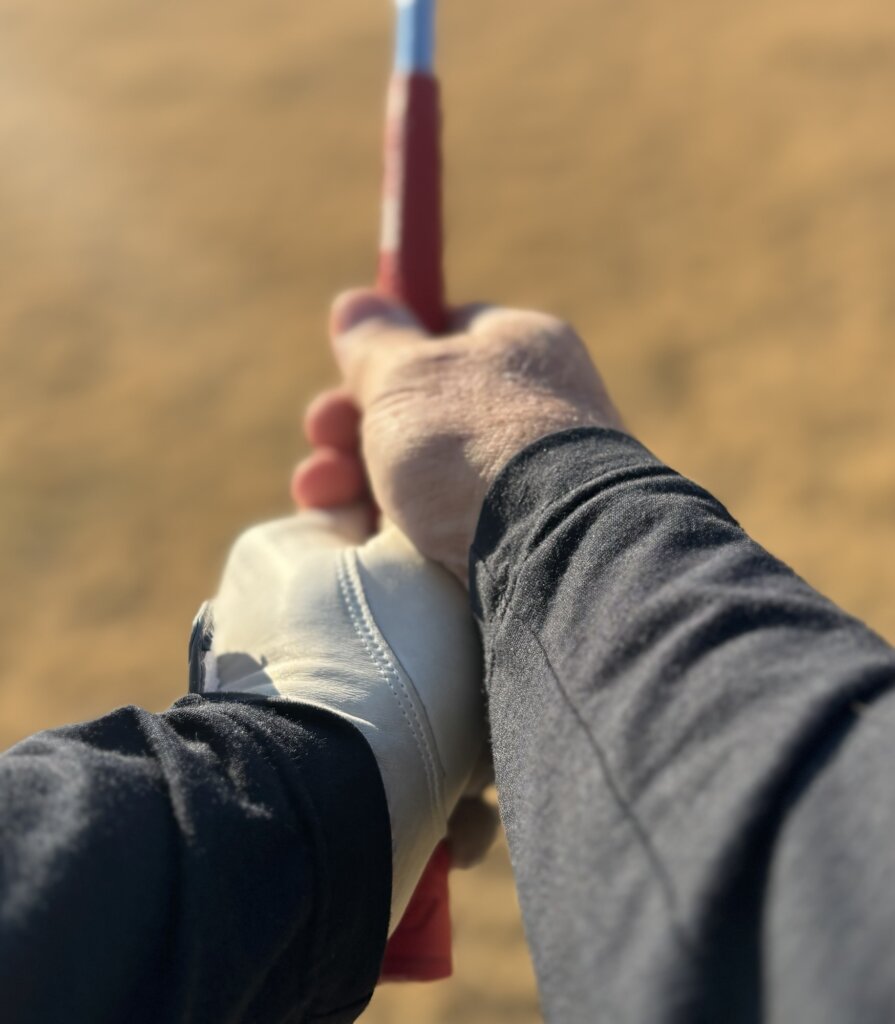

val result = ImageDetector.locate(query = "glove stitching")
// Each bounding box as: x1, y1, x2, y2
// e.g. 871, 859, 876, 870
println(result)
337, 552, 442, 821
339, 550, 441, 818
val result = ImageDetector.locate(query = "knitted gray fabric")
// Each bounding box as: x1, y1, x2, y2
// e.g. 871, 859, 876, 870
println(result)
472, 429, 895, 1024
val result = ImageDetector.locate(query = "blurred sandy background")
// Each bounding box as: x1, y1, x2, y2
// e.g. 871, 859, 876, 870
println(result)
1, 0, 894, 1019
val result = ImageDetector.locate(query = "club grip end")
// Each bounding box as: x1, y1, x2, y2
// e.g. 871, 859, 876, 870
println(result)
380, 841, 453, 982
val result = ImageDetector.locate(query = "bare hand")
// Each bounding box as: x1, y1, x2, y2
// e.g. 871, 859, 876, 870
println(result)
294, 289, 626, 584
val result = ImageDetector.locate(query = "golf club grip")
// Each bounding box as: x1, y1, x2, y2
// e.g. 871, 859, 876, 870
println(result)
377, 73, 447, 334
377, 70, 454, 984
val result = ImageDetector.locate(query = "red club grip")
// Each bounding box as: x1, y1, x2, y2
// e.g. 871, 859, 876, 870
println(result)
380, 841, 453, 982
376, 70, 453, 985
377, 73, 447, 334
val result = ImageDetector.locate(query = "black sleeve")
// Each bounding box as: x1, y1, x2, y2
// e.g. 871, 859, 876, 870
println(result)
470, 428, 895, 1024
0, 694, 391, 1024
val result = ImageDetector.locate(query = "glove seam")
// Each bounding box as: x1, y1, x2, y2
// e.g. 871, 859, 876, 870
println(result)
337, 551, 443, 824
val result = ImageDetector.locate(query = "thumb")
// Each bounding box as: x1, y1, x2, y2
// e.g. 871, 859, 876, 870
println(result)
330, 288, 428, 397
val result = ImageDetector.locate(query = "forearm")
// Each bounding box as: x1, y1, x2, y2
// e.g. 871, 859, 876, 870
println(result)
472, 428, 895, 1023
0, 696, 391, 1024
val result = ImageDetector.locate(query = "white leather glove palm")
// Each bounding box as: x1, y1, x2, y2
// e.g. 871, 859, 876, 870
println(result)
192, 507, 487, 926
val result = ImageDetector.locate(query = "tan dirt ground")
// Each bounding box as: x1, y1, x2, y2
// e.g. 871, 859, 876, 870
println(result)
1, 1, 894, 1019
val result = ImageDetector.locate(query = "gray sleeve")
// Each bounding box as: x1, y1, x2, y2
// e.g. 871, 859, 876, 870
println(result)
470, 428, 895, 1024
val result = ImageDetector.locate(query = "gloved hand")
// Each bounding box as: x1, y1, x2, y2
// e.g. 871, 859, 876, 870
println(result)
190, 507, 488, 928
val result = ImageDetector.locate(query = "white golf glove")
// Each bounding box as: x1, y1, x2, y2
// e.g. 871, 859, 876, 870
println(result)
190, 507, 487, 927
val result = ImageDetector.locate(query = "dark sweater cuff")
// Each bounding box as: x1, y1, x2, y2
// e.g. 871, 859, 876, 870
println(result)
175, 694, 392, 1022
469, 428, 683, 625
